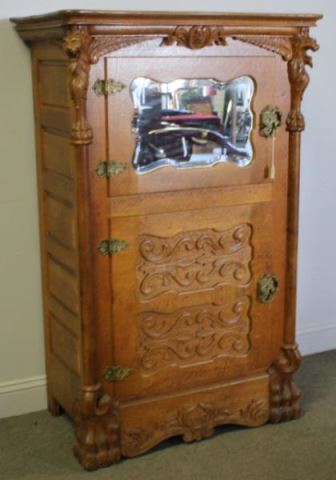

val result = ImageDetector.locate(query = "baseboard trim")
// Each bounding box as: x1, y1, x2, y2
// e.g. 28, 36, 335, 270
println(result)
0, 325, 335, 419
0, 375, 47, 419
297, 323, 336, 356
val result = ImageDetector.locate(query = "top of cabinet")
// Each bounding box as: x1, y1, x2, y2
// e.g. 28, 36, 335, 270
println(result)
11, 10, 322, 47
11, 10, 323, 25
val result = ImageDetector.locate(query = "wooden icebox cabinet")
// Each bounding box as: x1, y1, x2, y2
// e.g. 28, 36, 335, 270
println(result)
12, 10, 321, 470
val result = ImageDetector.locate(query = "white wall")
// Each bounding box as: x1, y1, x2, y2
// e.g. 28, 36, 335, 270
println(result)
0, 0, 335, 418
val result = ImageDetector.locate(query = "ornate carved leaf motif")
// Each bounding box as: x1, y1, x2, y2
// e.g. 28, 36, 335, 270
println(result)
139, 297, 251, 371
63, 27, 93, 145
137, 224, 252, 300
73, 384, 120, 470
268, 344, 302, 423
240, 399, 269, 424
89, 36, 148, 63
163, 26, 227, 49
233, 35, 293, 61
122, 398, 269, 456
286, 28, 319, 132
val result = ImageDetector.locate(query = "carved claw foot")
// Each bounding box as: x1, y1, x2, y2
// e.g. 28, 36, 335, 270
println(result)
268, 344, 302, 423
73, 384, 120, 470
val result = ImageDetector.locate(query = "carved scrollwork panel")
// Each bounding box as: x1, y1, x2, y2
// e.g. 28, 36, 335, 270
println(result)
122, 398, 269, 457
139, 297, 251, 371
137, 224, 253, 300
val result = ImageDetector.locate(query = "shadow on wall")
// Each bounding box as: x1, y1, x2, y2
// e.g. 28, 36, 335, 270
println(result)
0, 19, 45, 386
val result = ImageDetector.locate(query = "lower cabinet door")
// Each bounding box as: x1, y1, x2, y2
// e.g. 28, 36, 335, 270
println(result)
106, 202, 285, 400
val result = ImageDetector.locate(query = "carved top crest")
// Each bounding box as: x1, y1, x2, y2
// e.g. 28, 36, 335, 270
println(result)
163, 26, 227, 49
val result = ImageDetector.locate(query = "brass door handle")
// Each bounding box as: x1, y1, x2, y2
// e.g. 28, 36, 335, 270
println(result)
257, 273, 279, 303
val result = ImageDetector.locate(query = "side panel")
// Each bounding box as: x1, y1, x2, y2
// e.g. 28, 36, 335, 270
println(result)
31, 43, 81, 416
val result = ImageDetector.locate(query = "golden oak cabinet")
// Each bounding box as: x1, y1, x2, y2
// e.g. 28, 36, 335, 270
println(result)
12, 10, 321, 470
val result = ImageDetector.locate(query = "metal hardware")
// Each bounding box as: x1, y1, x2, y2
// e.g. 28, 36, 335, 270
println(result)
103, 365, 133, 382
97, 239, 129, 256
257, 273, 279, 304
96, 161, 127, 177
92, 79, 126, 96
260, 106, 282, 138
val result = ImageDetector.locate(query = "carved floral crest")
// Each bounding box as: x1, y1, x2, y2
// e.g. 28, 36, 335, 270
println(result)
163, 25, 227, 49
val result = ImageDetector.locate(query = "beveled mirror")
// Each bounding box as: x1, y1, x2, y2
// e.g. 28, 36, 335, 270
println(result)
130, 76, 254, 174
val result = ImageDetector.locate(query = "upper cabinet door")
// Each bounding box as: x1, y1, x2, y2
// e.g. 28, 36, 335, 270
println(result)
102, 53, 278, 196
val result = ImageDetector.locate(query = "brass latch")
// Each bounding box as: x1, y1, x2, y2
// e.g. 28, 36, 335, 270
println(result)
103, 365, 133, 382
260, 106, 282, 138
257, 273, 279, 304
260, 106, 282, 180
92, 79, 126, 96
97, 239, 129, 256
96, 161, 127, 177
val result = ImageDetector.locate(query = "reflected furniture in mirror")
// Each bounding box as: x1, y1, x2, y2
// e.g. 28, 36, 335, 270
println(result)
12, 10, 321, 470
130, 76, 254, 172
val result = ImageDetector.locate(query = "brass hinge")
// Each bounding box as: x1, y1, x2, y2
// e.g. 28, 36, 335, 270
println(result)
92, 79, 126, 96
97, 239, 129, 256
103, 365, 133, 382
96, 160, 127, 177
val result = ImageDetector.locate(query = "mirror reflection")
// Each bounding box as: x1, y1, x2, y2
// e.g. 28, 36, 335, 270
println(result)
130, 76, 254, 174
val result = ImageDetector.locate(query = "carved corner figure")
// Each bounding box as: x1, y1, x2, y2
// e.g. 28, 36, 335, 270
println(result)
268, 345, 302, 423
63, 27, 93, 145
73, 384, 121, 470
287, 28, 319, 132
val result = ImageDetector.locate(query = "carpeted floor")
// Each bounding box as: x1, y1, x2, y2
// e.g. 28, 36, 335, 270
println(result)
1, 350, 335, 480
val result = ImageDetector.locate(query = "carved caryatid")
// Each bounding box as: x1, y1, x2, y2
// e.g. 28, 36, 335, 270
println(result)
287, 28, 319, 132
137, 224, 252, 300
163, 25, 227, 49
268, 344, 302, 423
63, 27, 93, 145
139, 297, 251, 371
63, 30, 148, 145
73, 384, 120, 470
234, 31, 319, 132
